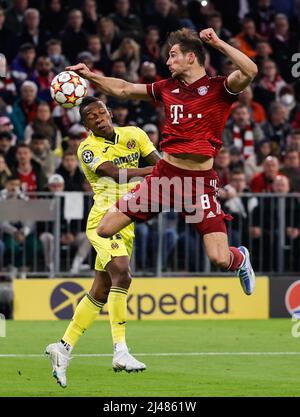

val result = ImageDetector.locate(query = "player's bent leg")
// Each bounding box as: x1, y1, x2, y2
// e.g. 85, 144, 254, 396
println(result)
97, 207, 133, 238
45, 271, 110, 387
203, 232, 256, 295
105, 256, 146, 372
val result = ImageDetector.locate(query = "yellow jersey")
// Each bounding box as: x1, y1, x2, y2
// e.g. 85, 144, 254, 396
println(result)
77, 126, 156, 225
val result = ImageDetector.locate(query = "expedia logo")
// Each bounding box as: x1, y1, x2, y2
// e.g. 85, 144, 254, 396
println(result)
113, 152, 139, 166
285, 280, 300, 316
127, 286, 229, 320
50, 282, 86, 319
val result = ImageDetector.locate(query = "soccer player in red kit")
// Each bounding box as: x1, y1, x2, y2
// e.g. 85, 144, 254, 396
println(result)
68, 28, 257, 295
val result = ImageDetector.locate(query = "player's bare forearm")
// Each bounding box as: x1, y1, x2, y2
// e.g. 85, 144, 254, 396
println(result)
215, 40, 258, 80
96, 162, 153, 183
144, 150, 162, 166
66, 63, 149, 100
200, 28, 258, 92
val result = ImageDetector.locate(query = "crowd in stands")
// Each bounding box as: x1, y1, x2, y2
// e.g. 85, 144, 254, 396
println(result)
1, 0, 300, 275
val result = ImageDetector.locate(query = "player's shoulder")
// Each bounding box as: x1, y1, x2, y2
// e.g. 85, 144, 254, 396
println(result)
77, 133, 97, 156
152, 77, 175, 89
207, 75, 227, 86
116, 125, 146, 138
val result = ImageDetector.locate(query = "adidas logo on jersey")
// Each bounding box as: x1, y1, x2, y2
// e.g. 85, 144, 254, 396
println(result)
207, 211, 216, 218
171, 88, 180, 94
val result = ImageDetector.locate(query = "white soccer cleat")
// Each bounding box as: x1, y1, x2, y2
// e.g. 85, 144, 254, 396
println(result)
112, 350, 146, 373
237, 246, 256, 295
45, 343, 71, 388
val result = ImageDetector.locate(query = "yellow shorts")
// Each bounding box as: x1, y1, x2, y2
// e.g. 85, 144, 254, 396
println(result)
86, 208, 135, 272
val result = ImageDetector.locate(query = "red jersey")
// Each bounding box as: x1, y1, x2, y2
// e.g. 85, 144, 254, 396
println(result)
18, 169, 37, 193
146, 75, 237, 157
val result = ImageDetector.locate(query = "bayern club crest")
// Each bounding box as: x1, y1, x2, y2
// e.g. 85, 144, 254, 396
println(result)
198, 86, 209, 96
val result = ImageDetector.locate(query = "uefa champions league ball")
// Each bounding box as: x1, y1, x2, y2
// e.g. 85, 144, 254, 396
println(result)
50, 70, 87, 108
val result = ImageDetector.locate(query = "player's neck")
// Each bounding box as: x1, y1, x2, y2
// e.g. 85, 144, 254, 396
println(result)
180, 68, 207, 86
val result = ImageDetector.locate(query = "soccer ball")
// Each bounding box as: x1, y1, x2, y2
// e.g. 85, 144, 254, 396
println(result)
50, 70, 87, 108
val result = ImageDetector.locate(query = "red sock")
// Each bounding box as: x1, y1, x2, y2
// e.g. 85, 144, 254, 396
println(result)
227, 247, 244, 271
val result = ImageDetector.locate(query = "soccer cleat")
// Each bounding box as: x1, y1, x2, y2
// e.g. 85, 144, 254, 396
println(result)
237, 246, 256, 295
45, 343, 71, 388
112, 349, 146, 373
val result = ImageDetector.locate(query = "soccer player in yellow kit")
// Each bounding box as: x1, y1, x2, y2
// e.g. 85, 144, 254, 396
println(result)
46, 97, 161, 388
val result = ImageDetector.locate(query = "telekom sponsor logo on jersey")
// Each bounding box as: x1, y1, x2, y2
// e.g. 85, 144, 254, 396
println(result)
170, 104, 202, 125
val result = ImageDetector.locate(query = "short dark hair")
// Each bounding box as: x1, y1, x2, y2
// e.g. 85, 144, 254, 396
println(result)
167, 28, 205, 66
79, 96, 104, 122
20, 43, 35, 52
31, 132, 47, 141
6, 175, 20, 182
0, 132, 12, 140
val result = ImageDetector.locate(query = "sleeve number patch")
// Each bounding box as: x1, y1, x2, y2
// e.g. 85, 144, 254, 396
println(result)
82, 150, 94, 164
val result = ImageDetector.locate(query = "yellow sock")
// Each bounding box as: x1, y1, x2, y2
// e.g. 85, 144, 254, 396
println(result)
62, 294, 104, 347
108, 286, 128, 345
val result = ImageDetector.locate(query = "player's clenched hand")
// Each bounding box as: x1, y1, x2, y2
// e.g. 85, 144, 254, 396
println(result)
199, 28, 221, 48
65, 63, 92, 80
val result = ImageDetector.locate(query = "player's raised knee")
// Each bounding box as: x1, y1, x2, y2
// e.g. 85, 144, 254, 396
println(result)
96, 222, 113, 238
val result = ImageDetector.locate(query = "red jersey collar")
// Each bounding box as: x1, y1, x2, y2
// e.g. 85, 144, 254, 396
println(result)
176, 74, 209, 89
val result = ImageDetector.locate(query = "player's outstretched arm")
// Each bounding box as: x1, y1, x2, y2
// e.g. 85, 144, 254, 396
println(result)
96, 161, 153, 184
200, 28, 258, 93
66, 63, 150, 100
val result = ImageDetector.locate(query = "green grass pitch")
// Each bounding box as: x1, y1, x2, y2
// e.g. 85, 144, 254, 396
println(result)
0, 319, 299, 397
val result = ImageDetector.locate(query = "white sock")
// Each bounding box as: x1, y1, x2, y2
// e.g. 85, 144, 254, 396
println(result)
114, 342, 128, 353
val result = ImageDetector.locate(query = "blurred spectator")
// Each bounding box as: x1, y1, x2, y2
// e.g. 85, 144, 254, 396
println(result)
39, 173, 91, 276
214, 147, 231, 187
33, 56, 55, 103
281, 148, 300, 191
224, 170, 255, 247
12, 143, 47, 192
0, 117, 17, 145
261, 102, 290, 155
229, 145, 244, 171
246, 0, 275, 37
56, 151, 84, 191
18, 8, 49, 55
76, 51, 104, 95
250, 155, 280, 192
111, 102, 130, 127
270, 13, 298, 82
244, 138, 272, 183
139, 61, 161, 84
111, 59, 129, 80
254, 40, 273, 68
98, 17, 121, 61
11, 43, 36, 90
221, 59, 238, 76
11, 80, 41, 142
111, 37, 140, 82
0, 153, 11, 189
62, 130, 84, 155
146, 0, 181, 43
52, 105, 81, 137
23, 101, 62, 150
82, 0, 99, 35
142, 123, 160, 149
223, 104, 264, 160
277, 85, 297, 121
206, 12, 232, 71
0, 132, 15, 167
288, 129, 300, 152
127, 98, 160, 126
234, 18, 263, 58
29, 132, 56, 178
109, 0, 143, 42
4, 0, 28, 37
87, 35, 110, 74
0, 174, 40, 272
141, 26, 165, 75
0, 6, 18, 64
0, 69, 17, 109
254, 59, 286, 108
42, 0, 67, 38
250, 175, 300, 271
61, 9, 88, 64
233, 85, 267, 124
46, 39, 69, 75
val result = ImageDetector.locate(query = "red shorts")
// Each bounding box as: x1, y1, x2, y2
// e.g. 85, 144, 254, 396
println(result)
116, 159, 232, 236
